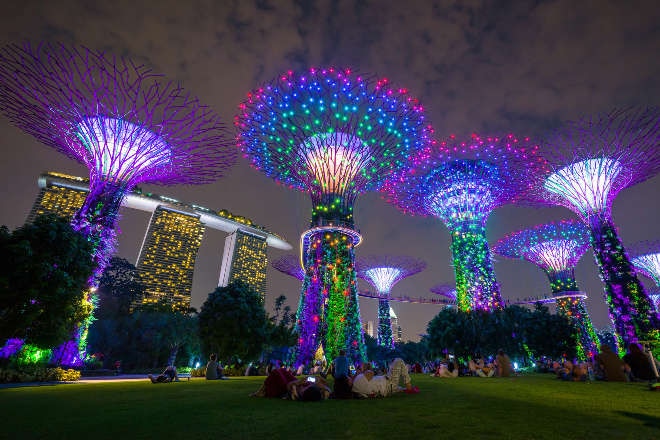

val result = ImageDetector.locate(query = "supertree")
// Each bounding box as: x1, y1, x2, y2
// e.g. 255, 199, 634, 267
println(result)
493, 219, 600, 359
628, 239, 660, 313
429, 283, 457, 306
528, 107, 660, 350
0, 42, 234, 366
236, 67, 433, 365
383, 134, 548, 312
271, 254, 305, 281
356, 255, 425, 349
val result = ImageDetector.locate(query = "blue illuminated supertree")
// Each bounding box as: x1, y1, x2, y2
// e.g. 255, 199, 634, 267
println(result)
628, 239, 660, 313
528, 107, 660, 349
384, 134, 548, 312
356, 255, 425, 349
493, 219, 600, 359
0, 42, 235, 366
236, 68, 433, 365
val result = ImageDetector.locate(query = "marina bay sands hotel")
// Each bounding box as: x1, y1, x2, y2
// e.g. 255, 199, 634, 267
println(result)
28, 172, 292, 310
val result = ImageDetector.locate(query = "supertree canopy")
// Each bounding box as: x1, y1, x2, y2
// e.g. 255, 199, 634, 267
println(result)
272, 254, 305, 281
429, 283, 457, 305
384, 134, 548, 312
356, 255, 425, 349
493, 219, 600, 359
0, 42, 235, 366
628, 239, 660, 288
236, 67, 433, 365
528, 107, 660, 349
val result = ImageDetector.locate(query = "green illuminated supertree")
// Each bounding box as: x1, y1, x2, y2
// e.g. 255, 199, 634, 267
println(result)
528, 107, 660, 349
384, 134, 548, 312
236, 68, 433, 365
493, 219, 600, 359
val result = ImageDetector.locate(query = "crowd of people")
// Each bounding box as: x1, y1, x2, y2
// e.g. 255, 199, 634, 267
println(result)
147, 343, 658, 393
250, 350, 419, 401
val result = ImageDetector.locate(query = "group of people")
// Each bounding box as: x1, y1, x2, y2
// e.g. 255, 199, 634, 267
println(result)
250, 350, 419, 401
465, 350, 514, 378
550, 343, 658, 383
149, 353, 229, 383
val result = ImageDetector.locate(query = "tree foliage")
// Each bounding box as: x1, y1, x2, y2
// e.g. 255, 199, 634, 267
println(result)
264, 294, 297, 361
95, 257, 145, 318
0, 215, 95, 349
425, 304, 576, 361
198, 281, 269, 363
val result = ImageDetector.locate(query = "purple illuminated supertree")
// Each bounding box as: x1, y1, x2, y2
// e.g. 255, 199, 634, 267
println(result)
236, 68, 433, 366
429, 283, 457, 306
384, 134, 548, 312
0, 42, 235, 366
628, 239, 660, 313
528, 107, 660, 349
493, 219, 600, 359
356, 255, 425, 349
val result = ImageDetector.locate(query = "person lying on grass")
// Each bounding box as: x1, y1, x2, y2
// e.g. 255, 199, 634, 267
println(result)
148, 365, 179, 383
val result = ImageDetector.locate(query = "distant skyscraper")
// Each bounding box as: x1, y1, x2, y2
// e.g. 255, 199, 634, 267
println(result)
362, 320, 374, 338
218, 229, 268, 299
27, 173, 87, 223
134, 206, 205, 310
28, 172, 291, 311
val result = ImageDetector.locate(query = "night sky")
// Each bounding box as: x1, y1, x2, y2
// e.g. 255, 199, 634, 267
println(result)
1, 0, 659, 342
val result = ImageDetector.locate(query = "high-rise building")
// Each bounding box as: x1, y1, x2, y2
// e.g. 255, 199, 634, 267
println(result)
390, 307, 402, 343
218, 229, 268, 299
27, 173, 87, 223
134, 206, 205, 311
362, 320, 374, 338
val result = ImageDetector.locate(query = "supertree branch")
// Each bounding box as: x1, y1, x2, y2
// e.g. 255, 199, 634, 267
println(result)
493, 219, 599, 359
356, 255, 425, 348
0, 42, 234, 366
429, 283, 457, 303
628, 239, 660, 287
237, 67, 432, 367
271, 254, 305, 281
236, 67, 434, 228
528, 107, 660, 349
383, 134, 548, 312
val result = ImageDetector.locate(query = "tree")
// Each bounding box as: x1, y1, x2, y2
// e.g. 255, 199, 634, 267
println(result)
265, 294, 297, 361
95, 257, 145, 318
198, 281, 269, 364
0, 214, 95, 349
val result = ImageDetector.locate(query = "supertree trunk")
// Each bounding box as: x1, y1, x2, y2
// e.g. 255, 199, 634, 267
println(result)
589, 216, 660, 350
377, 298, 394, 349
450, 227, 503, 312
51, 180, 127, 367
546, 270, 599, 360
321, 229, 365, 364
292, 232, 326, 368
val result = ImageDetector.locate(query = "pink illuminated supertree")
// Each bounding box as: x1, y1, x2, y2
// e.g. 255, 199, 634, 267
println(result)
528, 107, 660, 349
628, 239, 660, 313
356, 255, 425, 349
383, 134, 549, 312
0, 42, 235, 366
493, 220, 600, 359
236, 68, 433, 366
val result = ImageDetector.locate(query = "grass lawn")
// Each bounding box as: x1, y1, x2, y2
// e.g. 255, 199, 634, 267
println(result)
1, 373, 658, 439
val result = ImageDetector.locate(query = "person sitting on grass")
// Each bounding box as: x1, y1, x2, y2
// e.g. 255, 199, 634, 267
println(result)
595, 344, 627, 382
495, 349, 513, 377
205, 353, 228, 380
387, 358, 419, 394
148, 365, 179, 383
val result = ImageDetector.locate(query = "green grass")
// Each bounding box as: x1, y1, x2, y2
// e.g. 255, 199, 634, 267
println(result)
1, 374, 658, 439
